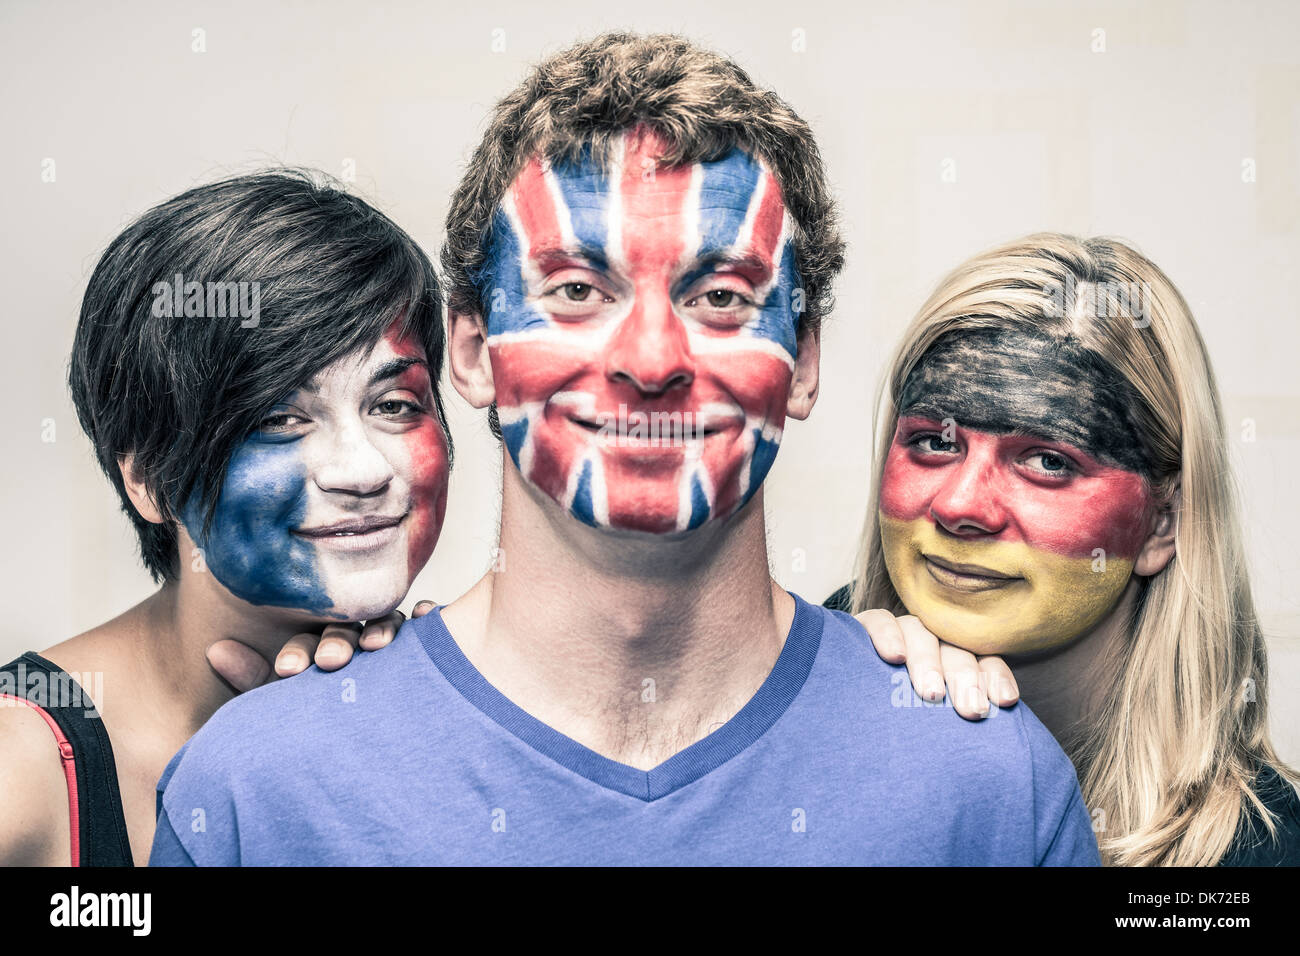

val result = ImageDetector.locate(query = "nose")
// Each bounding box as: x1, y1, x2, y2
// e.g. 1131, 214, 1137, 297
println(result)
311, 420, 395, 497
604, 287, 695, 394
928, 441, 1007, 536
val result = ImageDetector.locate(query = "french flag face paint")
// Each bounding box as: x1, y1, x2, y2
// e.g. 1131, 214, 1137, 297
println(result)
182, 325, 449, 622
878, 327, 1159, 656
480, 129, 801, 534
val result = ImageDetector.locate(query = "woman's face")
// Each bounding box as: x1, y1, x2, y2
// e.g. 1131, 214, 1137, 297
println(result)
181, 325, 449, 622
878, 326, 1159, 656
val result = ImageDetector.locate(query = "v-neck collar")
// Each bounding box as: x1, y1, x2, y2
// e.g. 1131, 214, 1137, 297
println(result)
414, 593, 823, 801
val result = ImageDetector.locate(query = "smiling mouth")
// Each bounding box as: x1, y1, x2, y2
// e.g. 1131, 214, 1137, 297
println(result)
922, 554, 1022, 593
292, 513, 407, 549
568, 413, 735, 443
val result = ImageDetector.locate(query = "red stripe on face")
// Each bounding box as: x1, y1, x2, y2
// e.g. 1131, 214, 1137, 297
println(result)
879, 416, 1154, 560
510, 158, 566, 268
617, 132, 693, 274
746, 171, 786, 267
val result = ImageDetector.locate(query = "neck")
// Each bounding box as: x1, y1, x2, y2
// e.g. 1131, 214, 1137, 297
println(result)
1008, 581, 1137, 748
51, 569, 318, 754
441, 462, 793, 769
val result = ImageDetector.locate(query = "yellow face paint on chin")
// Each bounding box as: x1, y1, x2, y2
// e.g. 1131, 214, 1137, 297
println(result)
879, 513, 1134, 656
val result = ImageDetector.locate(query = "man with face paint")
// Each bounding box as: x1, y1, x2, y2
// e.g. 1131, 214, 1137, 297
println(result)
485, 138, 797, 533
151, 33, 1099, 867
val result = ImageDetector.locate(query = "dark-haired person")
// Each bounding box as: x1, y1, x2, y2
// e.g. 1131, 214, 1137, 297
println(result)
0, 170, 451, 866
152, 34, 1098, 866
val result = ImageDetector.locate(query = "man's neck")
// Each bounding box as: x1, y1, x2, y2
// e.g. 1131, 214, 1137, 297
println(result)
441, 465, 793, 770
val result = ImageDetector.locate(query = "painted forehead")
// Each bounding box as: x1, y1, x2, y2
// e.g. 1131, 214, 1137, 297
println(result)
898, 326, 1156, 475
480, 132, 800, 355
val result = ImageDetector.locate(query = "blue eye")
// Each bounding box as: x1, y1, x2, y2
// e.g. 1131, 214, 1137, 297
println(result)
1023, 450, 1077, 477
911, 433, 957, 453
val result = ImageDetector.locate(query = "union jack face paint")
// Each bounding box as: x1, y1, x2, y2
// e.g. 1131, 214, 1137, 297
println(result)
478, 128, 801, 534
878, 327, 1159, 655
182, 325, 449, 621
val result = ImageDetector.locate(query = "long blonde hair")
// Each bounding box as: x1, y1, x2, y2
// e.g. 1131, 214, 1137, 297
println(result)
849, 233, 1293, 865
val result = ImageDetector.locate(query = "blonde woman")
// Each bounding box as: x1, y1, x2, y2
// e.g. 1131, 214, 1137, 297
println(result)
827, 233, 1299, 866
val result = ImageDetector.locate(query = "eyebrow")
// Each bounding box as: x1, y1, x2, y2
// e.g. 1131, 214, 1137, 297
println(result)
675, 251, 773, 290
529, 243, 610, 271
298, 356, 428, 395
368, 357, 428, 388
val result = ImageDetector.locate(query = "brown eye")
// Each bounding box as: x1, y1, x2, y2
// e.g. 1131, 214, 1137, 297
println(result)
706, 289, 737, 308
563, 283, 592, 302
258, 413, 304, 433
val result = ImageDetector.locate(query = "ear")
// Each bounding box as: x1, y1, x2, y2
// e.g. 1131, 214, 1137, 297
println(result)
1134, 482, 1179, 576
116, 453, 166, 524
447, 310, 496, 409
785, 321, 821, 421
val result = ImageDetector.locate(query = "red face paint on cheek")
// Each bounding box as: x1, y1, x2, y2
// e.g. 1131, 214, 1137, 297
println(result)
378, 324, 451, 581
402, 416, 449, 581
880, 419, 1154, 561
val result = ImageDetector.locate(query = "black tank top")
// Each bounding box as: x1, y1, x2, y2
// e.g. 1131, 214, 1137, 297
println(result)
0, 652, 133, 866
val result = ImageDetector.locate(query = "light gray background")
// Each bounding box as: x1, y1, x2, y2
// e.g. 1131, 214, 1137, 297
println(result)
2, 0, 1296, 762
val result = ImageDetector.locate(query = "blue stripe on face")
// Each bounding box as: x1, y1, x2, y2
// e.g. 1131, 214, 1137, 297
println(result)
687, 473, 710, 529
692, 149, 799, 360
181, 435, 333, 614
744, 427, 782, 511
748, 239, 800, 358
480, 208, 551, 338
569, 457, 597, 526
696, 149, 763, 254
550, 147, 611, 257
500, 416, 531, 474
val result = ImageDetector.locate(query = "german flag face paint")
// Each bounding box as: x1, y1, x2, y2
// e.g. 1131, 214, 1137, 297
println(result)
879, 326, 1158, 656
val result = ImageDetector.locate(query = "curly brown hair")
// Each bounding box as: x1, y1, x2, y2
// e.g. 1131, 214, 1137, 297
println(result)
442, 31, 845, 332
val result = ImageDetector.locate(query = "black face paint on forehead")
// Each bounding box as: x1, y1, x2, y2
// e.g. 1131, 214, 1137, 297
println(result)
898, 326, 1156, 476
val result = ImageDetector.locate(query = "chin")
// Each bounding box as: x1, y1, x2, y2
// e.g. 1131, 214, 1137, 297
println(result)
906, 602, 1089, 658
322, 574, 411, 623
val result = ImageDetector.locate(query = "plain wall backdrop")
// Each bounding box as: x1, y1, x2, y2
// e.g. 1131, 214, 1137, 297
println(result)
1, 0, 1297, 764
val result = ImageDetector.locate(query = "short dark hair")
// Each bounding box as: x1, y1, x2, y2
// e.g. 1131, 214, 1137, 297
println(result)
69, 168, 450, 582
442, 31, 845, 331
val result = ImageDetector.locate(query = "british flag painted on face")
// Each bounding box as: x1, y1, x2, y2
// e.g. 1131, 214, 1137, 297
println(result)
477, 128, 802, 535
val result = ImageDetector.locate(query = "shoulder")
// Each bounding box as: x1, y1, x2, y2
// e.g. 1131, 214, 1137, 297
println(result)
805, 600, 1079, 775
795, 600, 1096, 863
1220, 765, 1300, 866
158, 626, 434, 805
0, 701, 72, 865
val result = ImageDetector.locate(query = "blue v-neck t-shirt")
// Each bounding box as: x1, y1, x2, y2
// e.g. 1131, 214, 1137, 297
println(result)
150, 594, 1100, 865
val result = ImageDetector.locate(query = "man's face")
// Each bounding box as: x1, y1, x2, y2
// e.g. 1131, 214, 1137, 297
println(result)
878, 326, 1158, 656
480, 129, 801, 534
182, 324, 449, 621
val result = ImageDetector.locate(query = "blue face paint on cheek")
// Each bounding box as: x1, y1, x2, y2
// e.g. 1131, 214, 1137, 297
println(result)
181, 436, 333, 615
